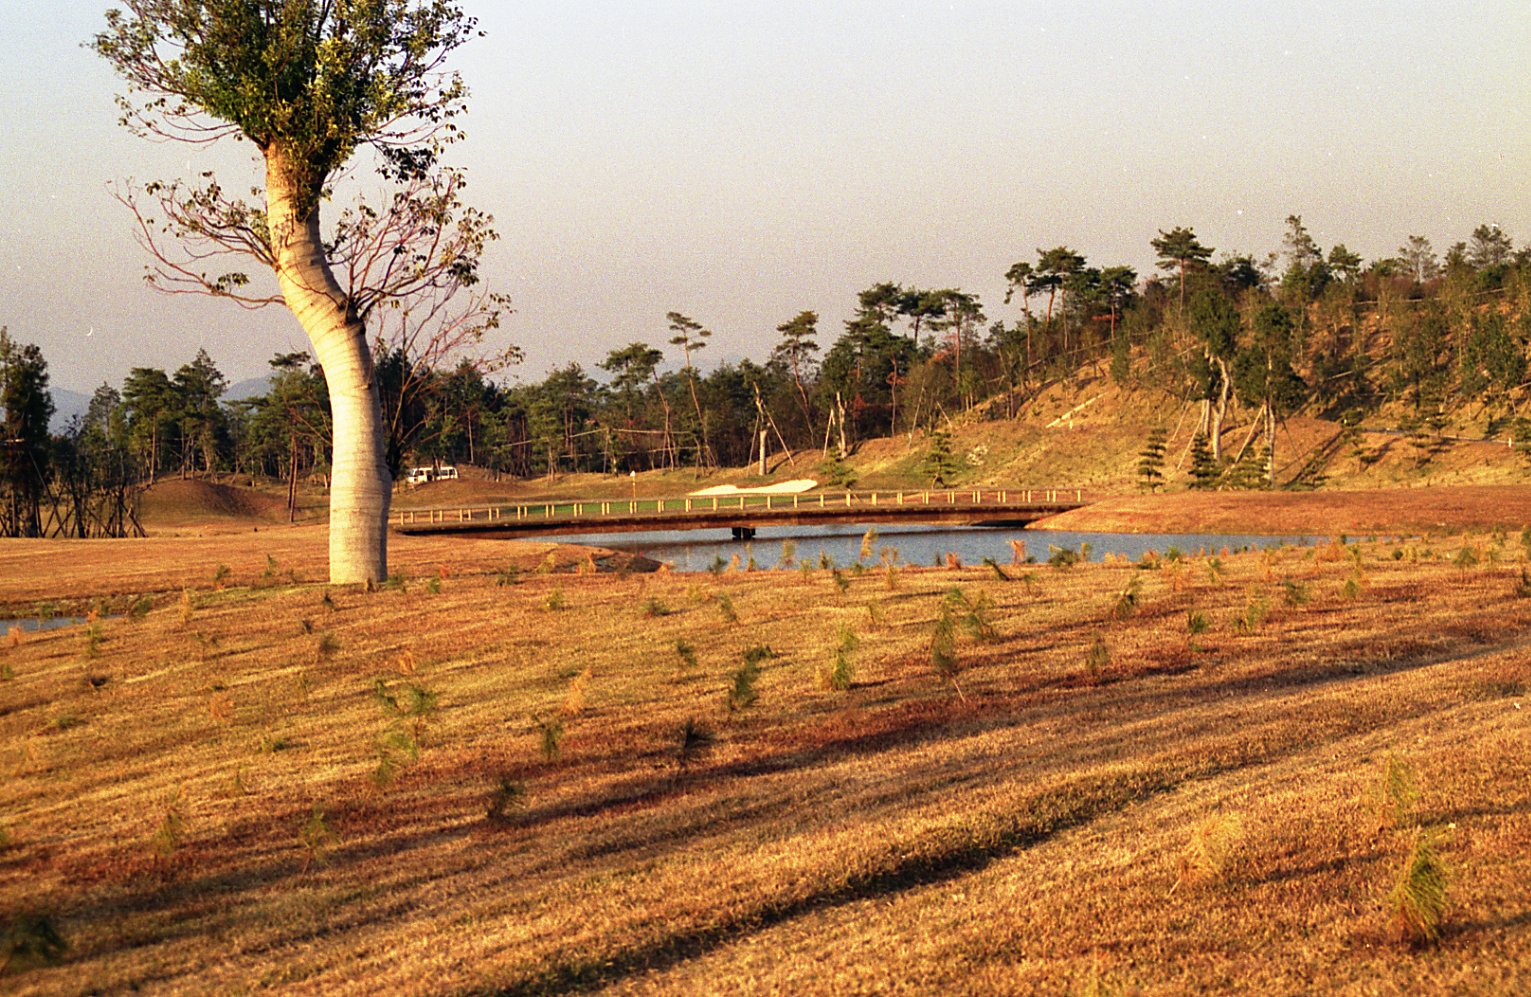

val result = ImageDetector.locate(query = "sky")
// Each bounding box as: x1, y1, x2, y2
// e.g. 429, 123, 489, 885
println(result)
1, 1, 1528, 397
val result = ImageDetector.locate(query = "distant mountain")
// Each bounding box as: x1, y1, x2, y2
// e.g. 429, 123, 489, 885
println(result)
225, 375, 274, 401
49, 387, 92, 432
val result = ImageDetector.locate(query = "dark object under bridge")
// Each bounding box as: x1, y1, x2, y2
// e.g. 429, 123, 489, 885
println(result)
391, 488, 1091, 540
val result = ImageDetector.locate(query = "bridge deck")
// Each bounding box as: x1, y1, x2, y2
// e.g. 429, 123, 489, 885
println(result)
393, 488, 1090, 538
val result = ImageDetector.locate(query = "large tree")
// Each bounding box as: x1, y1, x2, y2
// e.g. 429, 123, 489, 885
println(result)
0, 329, 55, 538
94, 1, 488, 583
1151, 226, 1213, 312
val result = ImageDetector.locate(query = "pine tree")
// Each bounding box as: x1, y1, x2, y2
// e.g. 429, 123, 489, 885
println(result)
1136, 427, 1168, 492
1188, 433, 1220, 490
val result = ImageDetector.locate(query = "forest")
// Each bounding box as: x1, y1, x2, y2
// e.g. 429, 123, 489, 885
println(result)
2, 215, 1528, 537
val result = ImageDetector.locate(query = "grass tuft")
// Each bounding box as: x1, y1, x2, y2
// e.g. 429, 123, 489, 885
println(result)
674, 639, 698, 670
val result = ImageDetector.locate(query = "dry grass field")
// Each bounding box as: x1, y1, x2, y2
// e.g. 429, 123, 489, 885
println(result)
2, 524, 1529, 994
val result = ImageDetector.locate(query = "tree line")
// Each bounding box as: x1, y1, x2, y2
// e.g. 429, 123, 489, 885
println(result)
3, 216, 1528, 535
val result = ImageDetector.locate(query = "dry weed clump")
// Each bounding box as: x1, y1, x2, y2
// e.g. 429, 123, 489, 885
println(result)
1174, 813, 1244, 890
561, 668, 592, 716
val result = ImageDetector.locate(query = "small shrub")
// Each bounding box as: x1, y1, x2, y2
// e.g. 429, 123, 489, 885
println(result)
830, 568, 850, 593
1109, 577, 1141, 620
1175, 813, 1243, 889
1513, 568, 1531, 599
213, 563, 231, 588
776, 540, 797, 569
676, 716, 714, 769
315, 632, 340, 659
946, 587, 998, 640
798, 559, 815, 578
495, 566, 522, 587
81, 623, 104, 660
643, 597, 671, 618
150, 786, 186, 857
298, 806, 337, 873
321, 589, 337, 612
561, 668, 592, 716
1387, 827, 1449, 946
179, 588, 195, 627
822, 625, 858, 691
741, 645, 777, 666
424, 577, 441, 595
486, 776, 526, 823
725, 660, 760, 715
1048, 545, 1081, 568
1, 913, 67, 974
1281, 579, 1309, 606
534, 714, 564, 761
1452, 546, 1479, 570
384, 571, 409, 592
128, 595, 153, 621
5, 626, 20, 649
714, 592, 738, 624
818, 550, 834, 570
1376, 753, 1420, 828
1233, 593, 1269, 634
1341, 577, 1362, 600
930, 603, 963, 699
674, 639, 698, 669
1186, 609, 1210, 651
543, 587, 566, 611
707, 554, 728, 576
1084, 634, 1110, 681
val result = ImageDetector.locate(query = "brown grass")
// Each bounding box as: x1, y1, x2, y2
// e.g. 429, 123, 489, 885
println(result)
1037, 484, 1531, 537
0, 529, 1528, 994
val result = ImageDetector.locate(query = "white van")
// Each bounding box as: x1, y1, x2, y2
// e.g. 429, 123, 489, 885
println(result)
403, 465, 458, 487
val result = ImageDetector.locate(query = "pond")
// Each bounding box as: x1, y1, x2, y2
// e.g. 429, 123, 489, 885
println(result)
541, 523, 1321, 573
0, 615, 96, 634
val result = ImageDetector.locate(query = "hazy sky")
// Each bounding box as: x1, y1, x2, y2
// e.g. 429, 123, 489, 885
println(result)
1, 1, 1528, 395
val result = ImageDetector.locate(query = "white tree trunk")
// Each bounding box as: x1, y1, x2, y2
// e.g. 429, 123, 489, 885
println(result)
266, 152, 390, 584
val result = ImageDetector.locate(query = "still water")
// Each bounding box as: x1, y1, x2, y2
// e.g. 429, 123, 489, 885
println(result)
543, 523, 1319, 572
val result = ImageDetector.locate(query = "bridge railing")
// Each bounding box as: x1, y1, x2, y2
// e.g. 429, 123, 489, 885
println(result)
392, 487, 1087, 527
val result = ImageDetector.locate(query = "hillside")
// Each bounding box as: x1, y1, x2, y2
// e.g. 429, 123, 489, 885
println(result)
0, 527, 1527, 993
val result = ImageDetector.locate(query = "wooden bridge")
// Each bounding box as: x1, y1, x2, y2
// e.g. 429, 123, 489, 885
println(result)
392, 487, 1091, 539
